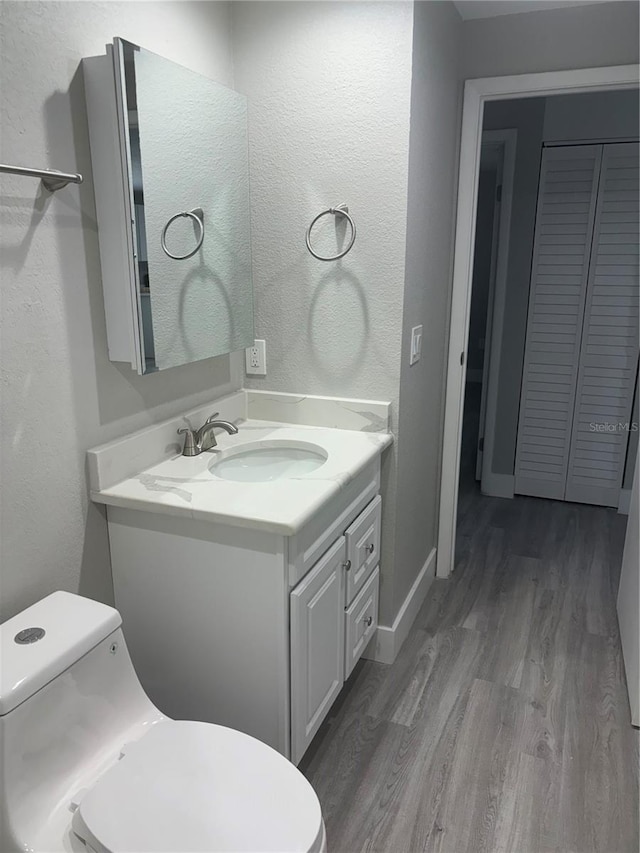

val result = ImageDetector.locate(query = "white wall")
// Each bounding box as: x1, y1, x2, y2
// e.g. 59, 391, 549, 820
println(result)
0, 1, 243, 621
461, 1, 639, 78
394, 0, 462, 618
232, 1, 416, 625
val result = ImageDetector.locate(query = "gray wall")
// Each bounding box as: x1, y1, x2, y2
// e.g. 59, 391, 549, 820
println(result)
0, 1, 243, 621
232, 1, 415, 625
461, 1, 639, 78
233, 0, 463, 626
544, 90, 640, 141
394, 0, 462, 619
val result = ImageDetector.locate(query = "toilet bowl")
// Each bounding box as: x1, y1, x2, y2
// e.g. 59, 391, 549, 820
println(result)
0, 591, 326, 853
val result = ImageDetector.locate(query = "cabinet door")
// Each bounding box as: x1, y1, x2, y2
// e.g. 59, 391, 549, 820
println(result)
290, 536, 346, 764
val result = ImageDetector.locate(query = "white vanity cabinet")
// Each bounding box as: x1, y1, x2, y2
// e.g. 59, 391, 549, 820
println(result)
107, 458, 382, 765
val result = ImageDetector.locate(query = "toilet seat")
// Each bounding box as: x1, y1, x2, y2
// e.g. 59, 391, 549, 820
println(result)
72, 720, 325, 853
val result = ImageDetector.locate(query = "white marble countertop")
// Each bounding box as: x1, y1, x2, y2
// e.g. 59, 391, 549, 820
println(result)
91, 419, 393, 535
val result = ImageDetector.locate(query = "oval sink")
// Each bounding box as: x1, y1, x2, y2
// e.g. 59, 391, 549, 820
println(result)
209, 440, 328, 483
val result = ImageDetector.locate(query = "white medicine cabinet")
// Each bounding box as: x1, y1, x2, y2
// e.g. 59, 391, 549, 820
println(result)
83, 39, 254, 374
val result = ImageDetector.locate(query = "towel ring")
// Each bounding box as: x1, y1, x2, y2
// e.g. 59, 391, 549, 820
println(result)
305, 204, 356, 261
161, 208, 204, 260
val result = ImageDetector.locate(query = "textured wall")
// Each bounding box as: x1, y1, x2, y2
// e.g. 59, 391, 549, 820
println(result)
232, 1, 415, 624
461, 1, 640, 79
0, 1, 242, 621
393, 0, 462, 618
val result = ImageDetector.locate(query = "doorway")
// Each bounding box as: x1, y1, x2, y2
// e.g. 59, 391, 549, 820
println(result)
437, 64, 639, 581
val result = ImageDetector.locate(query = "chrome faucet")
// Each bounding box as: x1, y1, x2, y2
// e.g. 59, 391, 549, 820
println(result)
177, 412, 239, 457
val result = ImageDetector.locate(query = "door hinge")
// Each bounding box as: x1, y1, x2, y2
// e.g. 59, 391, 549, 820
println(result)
460, 351, 465, 366
478, 437, 484, 452
496, 184, 503, 202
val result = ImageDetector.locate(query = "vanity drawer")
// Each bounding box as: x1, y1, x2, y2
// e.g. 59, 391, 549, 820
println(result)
344, 495, 381, 605
344, 566, 379, 679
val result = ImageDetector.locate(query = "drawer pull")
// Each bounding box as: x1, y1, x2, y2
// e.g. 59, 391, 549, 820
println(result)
343, 560, 352, 572
366, 543, 375, 555
363, 615, 373, 627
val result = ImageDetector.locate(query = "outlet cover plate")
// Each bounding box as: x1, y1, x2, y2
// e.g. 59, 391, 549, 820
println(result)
245, 339, 266, 376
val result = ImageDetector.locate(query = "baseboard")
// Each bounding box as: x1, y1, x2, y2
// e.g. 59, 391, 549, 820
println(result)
364, 547, 436, 665
618, 488, 631, 515
481, 472, 514, 499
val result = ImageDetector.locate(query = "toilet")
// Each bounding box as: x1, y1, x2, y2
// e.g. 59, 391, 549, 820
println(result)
0, 591, 327, 853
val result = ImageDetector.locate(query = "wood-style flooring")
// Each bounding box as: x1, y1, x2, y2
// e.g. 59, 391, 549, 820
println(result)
301, 395, 639, 852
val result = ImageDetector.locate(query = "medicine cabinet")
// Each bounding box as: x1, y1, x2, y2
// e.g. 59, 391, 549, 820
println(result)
84, 39, 254, 374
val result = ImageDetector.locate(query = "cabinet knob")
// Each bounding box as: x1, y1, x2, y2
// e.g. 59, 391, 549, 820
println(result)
342, 560, 352, 572
363, 615, 373, 627
366, 543, 375, 555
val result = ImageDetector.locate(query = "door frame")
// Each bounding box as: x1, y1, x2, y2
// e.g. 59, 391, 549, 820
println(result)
436, 64, 640, 579
475, 129, 517, 492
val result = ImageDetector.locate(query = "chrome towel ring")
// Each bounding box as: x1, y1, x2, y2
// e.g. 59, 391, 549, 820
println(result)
305, 203, 356, 261
161, 208, 205, 260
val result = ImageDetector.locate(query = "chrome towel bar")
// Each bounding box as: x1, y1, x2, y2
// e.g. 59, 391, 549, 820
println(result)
305, 203, 356, 261
0, 163, 83, 192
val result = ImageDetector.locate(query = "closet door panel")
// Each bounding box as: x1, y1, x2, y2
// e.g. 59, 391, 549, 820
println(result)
515, 145, 602, 500
565, 143, 639, 507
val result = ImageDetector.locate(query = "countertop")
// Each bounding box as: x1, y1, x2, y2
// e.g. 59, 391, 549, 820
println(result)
91, 419, 393, 535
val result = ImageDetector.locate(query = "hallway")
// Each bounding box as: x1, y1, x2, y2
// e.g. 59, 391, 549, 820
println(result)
302, 443, 639, 851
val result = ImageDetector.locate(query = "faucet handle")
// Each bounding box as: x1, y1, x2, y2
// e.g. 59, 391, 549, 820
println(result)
204, 412, 220, 424
177, 427, 198, 457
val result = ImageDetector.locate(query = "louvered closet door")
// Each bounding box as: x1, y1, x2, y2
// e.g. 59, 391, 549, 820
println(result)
514, 145, 602, 500
565, 143, 639, 506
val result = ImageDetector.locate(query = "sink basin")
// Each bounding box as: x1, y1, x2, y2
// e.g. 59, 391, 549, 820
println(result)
209, 440, 328, 483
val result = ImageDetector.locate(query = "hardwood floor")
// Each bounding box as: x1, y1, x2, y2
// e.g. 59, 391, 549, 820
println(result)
301, 397, 638, 852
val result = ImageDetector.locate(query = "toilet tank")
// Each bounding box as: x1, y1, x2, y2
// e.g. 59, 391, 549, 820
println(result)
0, 591, 163, 853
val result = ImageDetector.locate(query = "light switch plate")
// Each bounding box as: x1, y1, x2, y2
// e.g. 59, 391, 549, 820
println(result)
410, 325, 423, 365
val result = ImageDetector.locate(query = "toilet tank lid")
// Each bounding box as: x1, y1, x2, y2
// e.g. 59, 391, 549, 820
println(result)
0, 591, 121, 716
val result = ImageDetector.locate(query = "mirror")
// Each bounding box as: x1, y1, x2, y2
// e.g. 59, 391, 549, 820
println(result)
85, 39, 254, 374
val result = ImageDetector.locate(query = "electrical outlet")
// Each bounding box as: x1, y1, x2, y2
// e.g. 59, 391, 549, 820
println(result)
245, 339, 266, 376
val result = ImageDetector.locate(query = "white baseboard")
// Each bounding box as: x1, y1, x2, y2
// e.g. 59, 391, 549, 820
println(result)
618, 488, 631, 515
364, 547, 436, 665
481, 472, 514, 499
